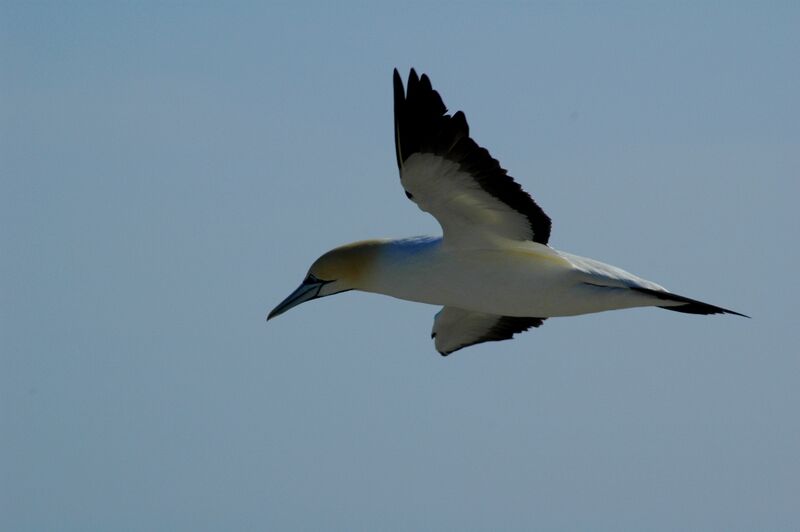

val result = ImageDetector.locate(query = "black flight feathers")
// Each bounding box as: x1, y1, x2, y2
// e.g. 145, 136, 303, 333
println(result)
630, 287, 750, 318
439, 316, 547, 356
393, 68, 552, 246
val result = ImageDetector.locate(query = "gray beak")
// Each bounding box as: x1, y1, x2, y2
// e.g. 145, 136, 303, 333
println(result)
267, 276, 329, 321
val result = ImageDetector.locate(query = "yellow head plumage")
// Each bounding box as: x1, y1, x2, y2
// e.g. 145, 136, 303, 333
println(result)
308, 239, 383, 287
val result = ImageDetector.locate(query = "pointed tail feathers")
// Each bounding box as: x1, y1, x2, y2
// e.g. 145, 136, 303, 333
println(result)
631, 287, 749, 318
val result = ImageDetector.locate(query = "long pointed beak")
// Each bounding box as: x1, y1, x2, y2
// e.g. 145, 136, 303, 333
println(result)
267, 278, 328, 321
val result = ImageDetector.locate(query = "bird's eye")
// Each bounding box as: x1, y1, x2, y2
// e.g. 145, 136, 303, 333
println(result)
405, 190, 414, 200
304, 273, 333, 285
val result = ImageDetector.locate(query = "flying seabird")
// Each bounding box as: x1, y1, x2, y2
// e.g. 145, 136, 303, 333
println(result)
268, 69, 747, 355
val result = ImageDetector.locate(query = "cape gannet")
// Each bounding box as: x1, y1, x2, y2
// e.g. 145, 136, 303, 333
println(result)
268, 69, 747, 355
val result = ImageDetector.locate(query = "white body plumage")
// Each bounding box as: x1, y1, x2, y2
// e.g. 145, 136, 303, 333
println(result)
359, 237, 666, 318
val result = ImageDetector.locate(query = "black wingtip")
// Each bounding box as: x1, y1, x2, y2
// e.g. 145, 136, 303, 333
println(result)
630, 286, 749, 318
393, 68, 403, 89
393, 68, 404, 94
660, 305, 751, 319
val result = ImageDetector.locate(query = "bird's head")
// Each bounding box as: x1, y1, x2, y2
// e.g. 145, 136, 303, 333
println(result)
267, 240, 383, 320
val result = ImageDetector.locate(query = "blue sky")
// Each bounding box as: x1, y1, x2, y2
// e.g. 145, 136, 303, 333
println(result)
2, 3, 799, 530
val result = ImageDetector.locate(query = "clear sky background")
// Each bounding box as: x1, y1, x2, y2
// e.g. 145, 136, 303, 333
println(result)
2, 2, 799, 531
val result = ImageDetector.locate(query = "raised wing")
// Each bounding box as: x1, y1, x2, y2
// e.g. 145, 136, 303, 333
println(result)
431, 306, 546, 356
393, 68, 551, 248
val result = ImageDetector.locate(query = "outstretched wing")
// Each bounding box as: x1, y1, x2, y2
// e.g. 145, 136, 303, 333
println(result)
431, 306, 546, 356
393, 68, 551, 248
